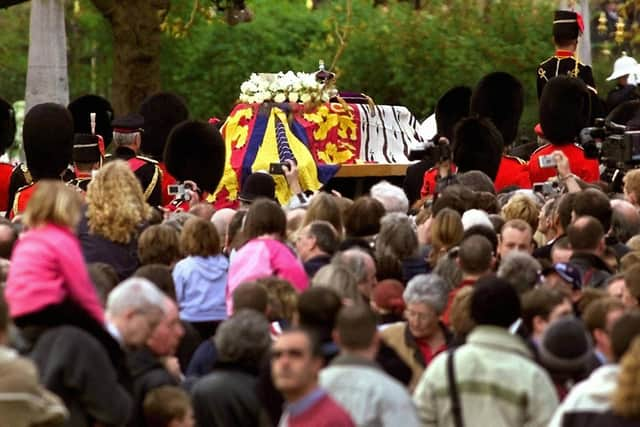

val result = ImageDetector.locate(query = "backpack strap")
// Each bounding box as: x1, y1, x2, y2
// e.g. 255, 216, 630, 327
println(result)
447, 349, 465, 427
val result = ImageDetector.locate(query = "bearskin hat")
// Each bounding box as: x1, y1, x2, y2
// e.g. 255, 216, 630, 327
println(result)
23, 103, 74, 180
452, 117, 504, 180
68, 94, 114, 147
0, 97, 16, 155
435, 86, 471, 141
470, 72, 524, 146
540, 76, 591, 145
139, 92, 189, 160
164, 120, 225, 193
553, 10, 581, 44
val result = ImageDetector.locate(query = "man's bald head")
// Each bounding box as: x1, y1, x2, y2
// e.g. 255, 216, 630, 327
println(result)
568, 215, 605, 254
610, 199, 640, 244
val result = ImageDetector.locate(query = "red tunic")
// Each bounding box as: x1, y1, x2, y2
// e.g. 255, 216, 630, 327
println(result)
0, 162, 14, 212
494, 155, 532, 191
11, 183, 37, 219
158, 161, 177, 206
528, 143, 599, 184
420, 163, 458, 199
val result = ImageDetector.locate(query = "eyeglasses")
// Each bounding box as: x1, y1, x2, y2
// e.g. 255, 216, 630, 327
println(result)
271, 348, 306, 360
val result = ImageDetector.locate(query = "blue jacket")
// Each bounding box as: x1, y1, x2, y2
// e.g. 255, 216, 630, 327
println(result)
172, 255, 229, 322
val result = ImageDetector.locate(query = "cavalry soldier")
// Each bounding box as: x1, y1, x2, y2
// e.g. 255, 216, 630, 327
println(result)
537, 10, 596, 99
537, 10, 605, 122
110, 113, 162, 206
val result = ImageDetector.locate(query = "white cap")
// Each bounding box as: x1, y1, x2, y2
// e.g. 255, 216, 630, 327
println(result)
607, 52, 640, 84
461, 209, 493, 231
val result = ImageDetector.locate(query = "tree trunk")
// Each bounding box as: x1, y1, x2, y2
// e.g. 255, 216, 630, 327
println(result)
25, 0, 69, 111
90, 0, 170, 115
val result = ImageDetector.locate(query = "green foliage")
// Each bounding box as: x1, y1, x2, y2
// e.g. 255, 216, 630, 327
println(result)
0, 3, 30, 103
162, 0, 555, 138
0, 0, 571, 141
66, 0, 113, 101
304, 0, 554, 136
161, 0, 328, 120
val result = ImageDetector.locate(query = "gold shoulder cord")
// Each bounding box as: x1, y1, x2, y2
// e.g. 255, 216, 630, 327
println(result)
144, 165, 162, 201
11, 190, 22, 217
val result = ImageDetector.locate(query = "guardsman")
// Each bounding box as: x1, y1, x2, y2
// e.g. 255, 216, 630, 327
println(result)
451, 117, 503, 186
414, 86, 470, 202
537, 10, 596, 99
495, 155, 531, 191
470, 72, 532, 191
11, 103, 74, 219
110, 113, 162, 206
68, 94, 114, 153
164, 120, 226, 212
139, 92, 189, 206
529, 76, 599, 184
68, 133, 102, 192
0, 98, 16, 213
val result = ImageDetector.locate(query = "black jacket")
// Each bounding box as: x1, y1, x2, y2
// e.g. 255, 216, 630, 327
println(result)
127, 347, 178, 427
569, 252, 613, 289
562, 411, 640, 427
191, 362, 265, 427
30, 325, 132, 427
77, 208, 142, 281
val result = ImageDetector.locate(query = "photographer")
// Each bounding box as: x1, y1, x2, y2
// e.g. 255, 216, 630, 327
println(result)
406, 86, 470, 205
419, 137, 457, 200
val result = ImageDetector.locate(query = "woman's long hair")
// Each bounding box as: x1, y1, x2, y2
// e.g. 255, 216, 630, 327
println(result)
86, 160, 151, 244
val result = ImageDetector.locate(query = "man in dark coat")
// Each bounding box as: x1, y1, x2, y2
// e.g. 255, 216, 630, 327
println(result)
30, 325, 132, 427
191, 310, 271, 427
127, 296, 184, 427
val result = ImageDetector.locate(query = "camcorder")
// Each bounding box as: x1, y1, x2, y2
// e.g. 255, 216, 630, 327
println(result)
579, 118, 640, 192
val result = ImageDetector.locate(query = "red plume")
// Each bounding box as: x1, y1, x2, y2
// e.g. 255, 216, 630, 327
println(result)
575, 12, 584, 34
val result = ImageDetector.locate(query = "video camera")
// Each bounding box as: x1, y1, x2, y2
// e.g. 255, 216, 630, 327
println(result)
580, 118, 640, 166
579, 117, 640, 192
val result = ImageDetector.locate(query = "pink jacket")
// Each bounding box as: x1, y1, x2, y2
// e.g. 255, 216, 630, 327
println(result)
5, 224, 104, 325
226, 238, 308, 315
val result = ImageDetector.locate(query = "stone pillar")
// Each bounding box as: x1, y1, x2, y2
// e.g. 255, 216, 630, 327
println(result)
577, 0, 592, 66
25, 0, 69, 111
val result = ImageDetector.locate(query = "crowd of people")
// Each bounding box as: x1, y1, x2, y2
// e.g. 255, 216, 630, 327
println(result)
2, 7, 640, 427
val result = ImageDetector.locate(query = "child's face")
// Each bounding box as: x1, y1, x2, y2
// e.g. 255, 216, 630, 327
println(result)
169, 409, 194, 427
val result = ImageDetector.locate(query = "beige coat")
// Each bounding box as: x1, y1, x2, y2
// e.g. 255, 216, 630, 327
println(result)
0, 346, 68, 427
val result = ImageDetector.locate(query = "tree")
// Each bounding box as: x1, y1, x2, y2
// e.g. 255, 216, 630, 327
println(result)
89, 0, 170, 114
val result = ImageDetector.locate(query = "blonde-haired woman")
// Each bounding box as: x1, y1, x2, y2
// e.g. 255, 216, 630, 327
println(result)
428, 208, 464, 268
5, 180, 105, 332
79, 160, 152, 280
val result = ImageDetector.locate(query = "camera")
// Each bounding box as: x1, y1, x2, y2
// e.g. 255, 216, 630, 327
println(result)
538, 154, 557, 168
167, 182, 194, 201
269, 162, 288, 175
533, 181, 560, 196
